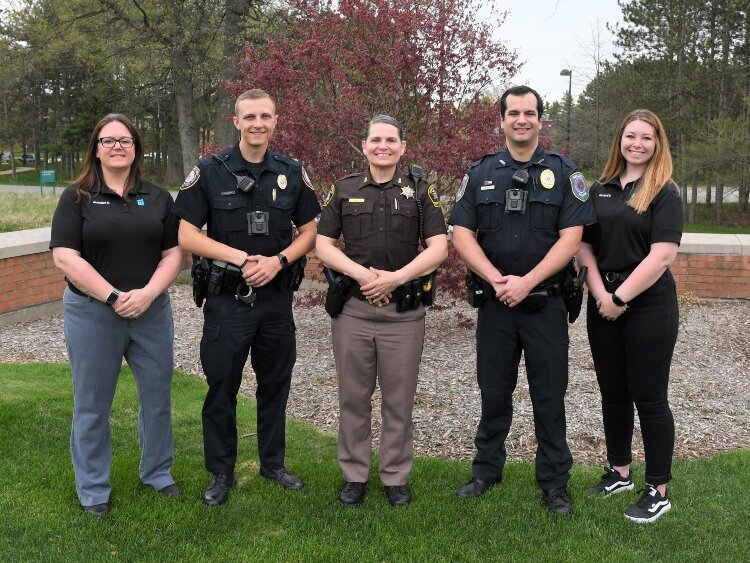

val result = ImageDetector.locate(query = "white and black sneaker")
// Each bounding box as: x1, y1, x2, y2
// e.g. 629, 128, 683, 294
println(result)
585, 467, 634, 496
624, 485, 671, 523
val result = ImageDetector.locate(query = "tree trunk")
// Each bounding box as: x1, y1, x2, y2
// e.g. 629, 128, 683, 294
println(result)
172, 52, 200, 177
212, 0, 247, 148
715, 174, 723, 225
166, 98, 184, 185
739, 175, 748, 213
705, 183, 712, 205
689, 172, 697, 223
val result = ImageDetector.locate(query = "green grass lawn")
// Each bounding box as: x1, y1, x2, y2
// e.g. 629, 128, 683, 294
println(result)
0, 193, 60, 232
1, 363, 748, 562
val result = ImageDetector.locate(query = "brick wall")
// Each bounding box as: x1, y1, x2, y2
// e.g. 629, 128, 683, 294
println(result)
0, 251, 66, 314
0, 230, 747, 325
671, 254, 750, 299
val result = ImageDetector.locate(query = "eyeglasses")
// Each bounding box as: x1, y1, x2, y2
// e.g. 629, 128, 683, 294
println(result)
98, 137, 135, 148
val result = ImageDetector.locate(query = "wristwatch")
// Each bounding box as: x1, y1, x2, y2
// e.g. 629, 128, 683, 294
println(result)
611, 292, 627, 307
276, 253, 288, 268
105, 288, 120, 306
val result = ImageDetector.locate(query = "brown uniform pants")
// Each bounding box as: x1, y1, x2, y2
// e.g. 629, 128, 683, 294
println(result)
332, 297, 425, 485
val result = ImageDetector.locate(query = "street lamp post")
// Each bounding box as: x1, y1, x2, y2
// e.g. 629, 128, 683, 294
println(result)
559, 69, 572, 152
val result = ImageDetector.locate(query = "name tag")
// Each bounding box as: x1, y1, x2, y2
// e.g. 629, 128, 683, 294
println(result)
480, 184, 495, 191
348, 198, 365, 203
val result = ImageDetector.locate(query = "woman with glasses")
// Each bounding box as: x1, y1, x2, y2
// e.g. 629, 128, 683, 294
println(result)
576, 109, 683, 523
50, 114, 184, 517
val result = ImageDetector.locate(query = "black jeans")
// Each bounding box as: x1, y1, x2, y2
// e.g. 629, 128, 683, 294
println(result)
586, 271, 678, 485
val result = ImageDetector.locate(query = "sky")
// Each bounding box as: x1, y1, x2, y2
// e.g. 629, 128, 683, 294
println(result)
482, 0, 625, 103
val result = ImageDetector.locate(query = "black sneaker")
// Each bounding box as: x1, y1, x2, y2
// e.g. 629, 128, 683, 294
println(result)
585, 467, 634, 496
624, 485, 671, 523
542, 487, 573, 515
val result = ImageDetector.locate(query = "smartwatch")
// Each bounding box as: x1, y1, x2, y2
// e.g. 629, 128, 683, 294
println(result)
611, 292, 627, 307
276, 253, 288, 268
105, 289, 120, 306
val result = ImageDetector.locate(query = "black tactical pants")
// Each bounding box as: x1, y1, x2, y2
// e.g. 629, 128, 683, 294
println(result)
473, 295, 572, 490
200, 289, 296, 474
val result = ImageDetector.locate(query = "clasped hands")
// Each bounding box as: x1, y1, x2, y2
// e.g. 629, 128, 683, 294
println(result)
596, 293, 627, 321
240, 255, 282, 288
492, 274, 533, 308
113, 286, 156, 319
359, 267, 402, 307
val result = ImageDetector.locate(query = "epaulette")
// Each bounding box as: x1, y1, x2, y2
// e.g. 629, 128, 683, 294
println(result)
470, 150, 502, 169
271, 152, 300, 168
337, 172, 363, 182
201, 148, 232, 166
544, 150, 576, 168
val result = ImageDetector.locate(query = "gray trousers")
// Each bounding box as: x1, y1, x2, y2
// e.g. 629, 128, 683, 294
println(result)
332, 298, 425, 486
63, 287, 175, 506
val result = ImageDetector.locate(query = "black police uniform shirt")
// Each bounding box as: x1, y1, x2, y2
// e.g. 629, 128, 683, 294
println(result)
50, 179, 179, 291
317, 169, 446, 270
582, 179, 683, 273
449, 145, 596, 280
173, 144, 320, 262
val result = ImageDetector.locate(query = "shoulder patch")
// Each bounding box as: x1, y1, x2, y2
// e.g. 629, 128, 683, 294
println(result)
570, 172, 589, 202
456, 174, 469, 202
427, 184, 441, 208
322, 184, 335, 207
301, 166, 314, 190
181, 166, 200, 190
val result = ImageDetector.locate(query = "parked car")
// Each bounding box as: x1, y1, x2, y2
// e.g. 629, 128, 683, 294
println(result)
0, 152, 11, 164
19, 154, 36, 164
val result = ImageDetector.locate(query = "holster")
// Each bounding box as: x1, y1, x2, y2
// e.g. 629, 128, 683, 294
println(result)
562, 263, 588, 323
191, 257, 210, 308
275, 256, 307, 291
420, 272, 437, 306
324, 267, 352, 318
466, 270, 488, 308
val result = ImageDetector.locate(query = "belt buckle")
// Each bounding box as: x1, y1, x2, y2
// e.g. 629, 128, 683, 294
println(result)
605, 271, 616, 282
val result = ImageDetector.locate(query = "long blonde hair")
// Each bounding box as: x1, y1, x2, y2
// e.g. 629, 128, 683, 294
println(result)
600, 109, 673, 213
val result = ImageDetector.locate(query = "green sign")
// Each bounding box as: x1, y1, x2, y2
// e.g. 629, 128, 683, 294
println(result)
40, 170, 56, 184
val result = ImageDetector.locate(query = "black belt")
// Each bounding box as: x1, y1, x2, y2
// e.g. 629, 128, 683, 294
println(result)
603, 270, 632, 282
67, 283, 88, 297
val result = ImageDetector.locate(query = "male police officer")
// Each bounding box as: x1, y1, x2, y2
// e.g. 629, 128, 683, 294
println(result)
174, 89, 320, 505
449, 86, 595, 515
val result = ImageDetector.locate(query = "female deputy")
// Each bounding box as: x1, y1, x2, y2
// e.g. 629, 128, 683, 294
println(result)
50, 114, 184, 517
316, 115, 447, 507
576, 109, 683, 523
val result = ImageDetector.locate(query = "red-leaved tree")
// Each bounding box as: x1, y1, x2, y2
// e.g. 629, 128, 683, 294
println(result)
227, 0, 519, 189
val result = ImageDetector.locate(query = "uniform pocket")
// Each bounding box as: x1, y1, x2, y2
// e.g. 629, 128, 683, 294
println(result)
477, 189, 504, 232
342, 200, 374, 239
390, 200, 419, 242
202, 324, 220, 342
213, 196, 248, 232
529, 189, 562, 232
269, 197, 293, 230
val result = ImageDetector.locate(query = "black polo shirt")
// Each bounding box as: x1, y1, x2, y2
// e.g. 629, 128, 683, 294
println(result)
50, 179, 179, 291
317, 168, 446, 270
582, 179, 683, 272
173, 145, 320, 259
449, 145, 596, 279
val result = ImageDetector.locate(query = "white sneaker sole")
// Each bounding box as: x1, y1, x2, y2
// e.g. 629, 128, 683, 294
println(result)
624, 500, 672, 523
604, 482, 634, 496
